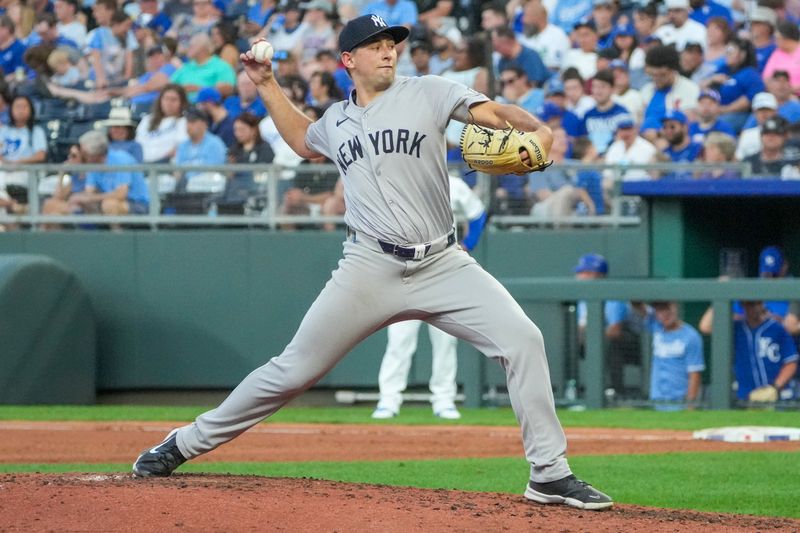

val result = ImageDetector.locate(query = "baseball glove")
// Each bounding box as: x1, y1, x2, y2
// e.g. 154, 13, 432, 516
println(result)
748, 385, 778, 403
460, 122, 553, 175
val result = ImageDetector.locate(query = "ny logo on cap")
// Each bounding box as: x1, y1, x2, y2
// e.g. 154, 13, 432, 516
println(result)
371, 14, 387, 27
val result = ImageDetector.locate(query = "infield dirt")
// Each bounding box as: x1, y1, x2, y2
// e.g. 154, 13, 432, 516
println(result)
2, 422, 799, 531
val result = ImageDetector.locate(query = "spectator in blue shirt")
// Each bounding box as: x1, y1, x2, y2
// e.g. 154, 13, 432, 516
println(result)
702, 37, 765, 133
224, 69, 267, 120
69, 130, 149, 219
497, 65, 544, 117
196, 86, 236, 146
688, 89, 735, 144
661, 110, 703, 178
646, 301, 705, 410
749, 6, 777, 72
123, 45, 177, 110
742, 70, 800, 129
491, 26, 549, 88
360, 0, 418, 28
640, 45, 700, 141
591, 0, 617, 51
25, 12, 79, 54
579, 69, 631, 155
175, 107, 227, 189
0, 15, 27, 79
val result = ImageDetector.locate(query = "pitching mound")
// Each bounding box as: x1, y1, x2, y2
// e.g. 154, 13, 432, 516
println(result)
3, 474, 800, 532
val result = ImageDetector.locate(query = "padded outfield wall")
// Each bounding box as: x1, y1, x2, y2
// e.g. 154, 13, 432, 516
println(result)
0, 228, 648, 398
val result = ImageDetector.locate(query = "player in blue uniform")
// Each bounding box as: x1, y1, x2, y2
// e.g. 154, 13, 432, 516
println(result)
734, 301, 798, 401
646, 302, 704, 410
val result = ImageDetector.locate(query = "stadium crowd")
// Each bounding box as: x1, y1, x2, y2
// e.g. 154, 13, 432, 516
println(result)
0, 0, 799, 220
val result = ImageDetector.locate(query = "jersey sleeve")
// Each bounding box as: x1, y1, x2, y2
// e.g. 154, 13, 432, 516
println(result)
422, 75, 489, 131
604, 300, 629, 326
779, 327, 799, 364
31, 126, 47, 153
685, 327, 706, 372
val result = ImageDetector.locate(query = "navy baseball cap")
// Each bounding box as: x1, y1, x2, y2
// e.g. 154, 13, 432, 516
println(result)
762, 116, 788, 135
338, 14, 410, 53
759, 246, 784, 276
574, 253, 609, 274
661, 109, 687, 125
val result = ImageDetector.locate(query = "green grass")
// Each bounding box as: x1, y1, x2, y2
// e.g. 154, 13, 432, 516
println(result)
2, 452, 797, 518
0, 405, 798, 430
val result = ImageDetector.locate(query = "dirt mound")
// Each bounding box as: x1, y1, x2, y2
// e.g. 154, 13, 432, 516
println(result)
2, 474, 798, 532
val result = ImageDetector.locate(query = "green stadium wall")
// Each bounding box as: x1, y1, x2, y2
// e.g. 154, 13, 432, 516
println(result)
0, 228, 648, 398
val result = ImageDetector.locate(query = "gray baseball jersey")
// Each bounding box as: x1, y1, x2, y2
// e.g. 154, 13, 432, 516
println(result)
305, 75, 487, 244
168, 73, 573, 486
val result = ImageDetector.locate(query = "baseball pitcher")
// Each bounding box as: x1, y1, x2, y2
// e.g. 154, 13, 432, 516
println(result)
133, 14, 612, 510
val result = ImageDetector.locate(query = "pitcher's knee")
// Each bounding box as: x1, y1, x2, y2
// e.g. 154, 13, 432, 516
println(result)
503, 321, 546, 362
521, 321, 545, 349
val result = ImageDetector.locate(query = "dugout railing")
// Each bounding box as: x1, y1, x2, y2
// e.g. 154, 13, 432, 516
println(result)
0, 161, 754, 230
485, 277, 800, 410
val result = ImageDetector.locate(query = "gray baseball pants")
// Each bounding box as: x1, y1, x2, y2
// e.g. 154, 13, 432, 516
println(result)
176, 234, 572, 483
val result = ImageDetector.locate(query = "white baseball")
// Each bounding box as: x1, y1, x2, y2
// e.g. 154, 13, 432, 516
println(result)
251, 40, 274, 63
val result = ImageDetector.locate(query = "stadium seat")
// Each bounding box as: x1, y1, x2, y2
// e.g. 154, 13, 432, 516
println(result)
129, 101, 151, 120
77, 102, 112, 121
35, 98, 80, 121
185, 172, 226, 194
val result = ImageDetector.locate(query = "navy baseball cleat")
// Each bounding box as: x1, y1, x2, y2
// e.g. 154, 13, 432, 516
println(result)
132, 429, 187, 477
524, 475, 613, 510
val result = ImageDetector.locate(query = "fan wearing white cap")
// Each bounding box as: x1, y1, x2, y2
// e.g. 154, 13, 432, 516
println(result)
749, 6, 778, 71
653, 0, 707, 52
735, 91, 778, 160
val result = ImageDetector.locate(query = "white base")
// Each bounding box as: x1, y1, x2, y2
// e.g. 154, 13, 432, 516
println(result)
693, 426, 800, 443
